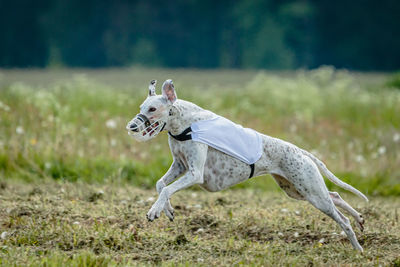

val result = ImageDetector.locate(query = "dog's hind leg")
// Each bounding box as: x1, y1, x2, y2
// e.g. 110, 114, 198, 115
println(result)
330, 191, 365, 231
308, 195, 363, 251
272, 174, 305, 200
282, 157, 363, 251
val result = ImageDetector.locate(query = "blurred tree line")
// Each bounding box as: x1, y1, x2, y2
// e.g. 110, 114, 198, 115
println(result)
0, 0, 399, 70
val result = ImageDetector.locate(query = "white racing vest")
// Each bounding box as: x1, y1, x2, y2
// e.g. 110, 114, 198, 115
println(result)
171, 116, 263, 165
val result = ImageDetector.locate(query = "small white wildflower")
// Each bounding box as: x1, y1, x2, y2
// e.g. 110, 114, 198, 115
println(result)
73, 221, 80, 225
153, 144, 161, 150
97, 190, 104, 195
377, 146, 386, 155
146, 197, 155, 202
347, 142, 354, 149
361, 169, 368, 177
319, 238, 325, 244
106, 119, 117, 129
295, 210, 301, 216
191, 193, 198, 198
294, 232, 299, 238
197, 258, 204, 263
355, 155, 364, 163
194, 204, 202, 209
110, 139, 117, 147
1, 231, 8, 240
44, 162, 52, 169
278, 232, 284, 237
16, 126, 24, 135
281, 208, 288, 213
195, 228, 205, 234
340, 231, 346, 236
393, 133, 400, 143
0, 101, 10, 112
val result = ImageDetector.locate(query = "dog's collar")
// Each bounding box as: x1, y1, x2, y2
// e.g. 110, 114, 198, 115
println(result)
168, 126, 192, 141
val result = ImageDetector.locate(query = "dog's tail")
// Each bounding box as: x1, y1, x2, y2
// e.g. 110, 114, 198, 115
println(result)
301, 149, 369, 202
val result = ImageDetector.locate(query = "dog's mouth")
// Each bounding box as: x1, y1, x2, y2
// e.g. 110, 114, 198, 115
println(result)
126, 114, 165, 142
142, 121, 160, 136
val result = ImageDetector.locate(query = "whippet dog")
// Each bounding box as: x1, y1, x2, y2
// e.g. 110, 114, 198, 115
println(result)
126, 79, 368, 251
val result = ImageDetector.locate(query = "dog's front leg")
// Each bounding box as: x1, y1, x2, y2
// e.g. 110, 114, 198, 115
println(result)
155, 160, 186, 221
147, 170, 204, 221
147, 143, 208, 221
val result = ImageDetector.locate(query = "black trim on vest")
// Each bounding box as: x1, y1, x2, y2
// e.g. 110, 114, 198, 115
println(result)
169, 126, 255, 179
168, 126, 192, 141
249, 163, 255, 179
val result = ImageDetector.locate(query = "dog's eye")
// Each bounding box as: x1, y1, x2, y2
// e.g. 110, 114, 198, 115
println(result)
148, 107, 157, 112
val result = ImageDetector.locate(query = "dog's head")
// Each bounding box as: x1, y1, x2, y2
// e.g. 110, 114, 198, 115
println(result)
126, 79, 177, 142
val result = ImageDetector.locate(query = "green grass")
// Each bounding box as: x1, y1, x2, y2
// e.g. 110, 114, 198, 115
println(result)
0, 67, 400, 265
0, 67, 399, 195
0, 180, 399, 266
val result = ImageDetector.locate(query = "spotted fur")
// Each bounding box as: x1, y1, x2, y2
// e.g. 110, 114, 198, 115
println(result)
127, 79, 368, 251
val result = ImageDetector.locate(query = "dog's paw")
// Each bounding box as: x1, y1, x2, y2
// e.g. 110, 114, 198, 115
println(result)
146, 204, 163, 222
356, 214, 365, 232
164, 201, 174, 222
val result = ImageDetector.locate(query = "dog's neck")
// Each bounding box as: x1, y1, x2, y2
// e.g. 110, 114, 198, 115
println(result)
166, 99, 215, 135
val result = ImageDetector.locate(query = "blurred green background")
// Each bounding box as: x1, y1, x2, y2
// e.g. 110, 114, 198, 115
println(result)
0, 1, 400, 196
0, 67, 399, 196
1, 0, 400, 70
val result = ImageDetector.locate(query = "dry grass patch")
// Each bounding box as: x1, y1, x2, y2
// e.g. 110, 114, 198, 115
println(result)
0, 180, 399, 266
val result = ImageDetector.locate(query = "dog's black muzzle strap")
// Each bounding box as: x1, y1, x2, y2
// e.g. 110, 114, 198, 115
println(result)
137, 114, 151, 127
169, 126, 255, 179
168, 126, 192, 141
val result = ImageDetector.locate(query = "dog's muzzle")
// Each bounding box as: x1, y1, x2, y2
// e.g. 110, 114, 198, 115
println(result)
126, 114, 165, 142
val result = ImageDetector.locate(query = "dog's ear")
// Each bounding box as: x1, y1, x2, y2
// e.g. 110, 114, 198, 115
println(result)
162, 79, 177, 104
148, 80, 157, 96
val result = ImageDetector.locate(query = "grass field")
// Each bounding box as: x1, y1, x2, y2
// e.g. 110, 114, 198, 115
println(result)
0, 180, 399, 266
0, 67, 400, 265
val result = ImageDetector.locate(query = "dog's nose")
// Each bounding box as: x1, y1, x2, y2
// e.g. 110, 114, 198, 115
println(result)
129, 123, 138, 132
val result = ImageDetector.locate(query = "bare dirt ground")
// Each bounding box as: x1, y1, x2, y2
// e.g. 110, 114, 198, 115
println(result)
0, 180, 399, 266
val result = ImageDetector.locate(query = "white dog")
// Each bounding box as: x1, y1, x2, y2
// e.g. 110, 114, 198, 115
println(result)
126, 79, 368, 251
